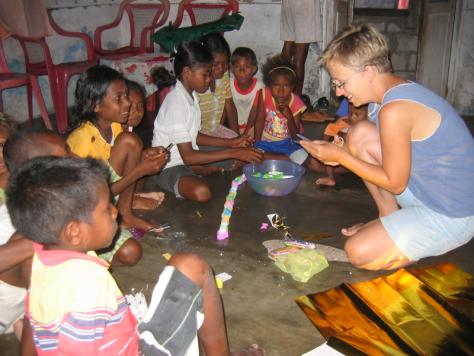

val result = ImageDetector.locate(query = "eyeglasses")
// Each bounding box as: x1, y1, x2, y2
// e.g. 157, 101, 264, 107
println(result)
331, 71, 360, 91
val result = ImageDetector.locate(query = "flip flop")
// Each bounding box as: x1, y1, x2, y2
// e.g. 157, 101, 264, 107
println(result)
128, 224, 171, 240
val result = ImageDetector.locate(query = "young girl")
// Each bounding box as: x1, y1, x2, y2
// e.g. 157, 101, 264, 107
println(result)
67, 65, 168, 233
152, 41, 263, 202
230, 47, 264, 136
124, 79, 165, 210
254, 55, 309, 165
198, 33, 239, 138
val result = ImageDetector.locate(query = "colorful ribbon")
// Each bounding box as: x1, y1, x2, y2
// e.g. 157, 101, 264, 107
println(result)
216, 174, 247, 240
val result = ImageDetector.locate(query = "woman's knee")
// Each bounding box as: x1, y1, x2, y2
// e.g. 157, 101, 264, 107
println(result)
346, 121, 380, 161
113, 238, 143, 266
346, 121, 376, 148
344, 238, 372, 268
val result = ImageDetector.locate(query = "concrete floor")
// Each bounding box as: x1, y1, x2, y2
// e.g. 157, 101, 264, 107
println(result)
1, 122, 473, 355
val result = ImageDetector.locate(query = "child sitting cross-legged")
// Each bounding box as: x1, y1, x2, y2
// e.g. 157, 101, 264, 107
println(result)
152, 41, 263, 202
230, 47, 264, 136
254, 55, 320, 170
123, 79, 165, 210
6, 156, 265, 355
67, 65, 168, 236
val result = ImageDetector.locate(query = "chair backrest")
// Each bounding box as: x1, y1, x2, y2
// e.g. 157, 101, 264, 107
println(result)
23, 41, 48, 65
126, 1, 170, 50
173, 0, 239, 28
0, 40, 10, 73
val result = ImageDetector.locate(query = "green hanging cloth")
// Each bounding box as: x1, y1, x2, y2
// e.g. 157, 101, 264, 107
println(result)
153, 13, 244, 53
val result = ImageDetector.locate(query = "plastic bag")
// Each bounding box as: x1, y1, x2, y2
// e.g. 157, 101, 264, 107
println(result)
153, 13, 244, 53
274, 248, 328, 283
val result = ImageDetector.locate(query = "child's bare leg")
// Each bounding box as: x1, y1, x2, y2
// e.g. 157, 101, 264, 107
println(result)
293, 43, 310, 96
110, 133, 154, 230
345, 121, 399, 217
111, 238, 142, 267
167, 253, 229, 356
315, 166, 336, 186
305, 156, 326, 173
178, 176, 212, 203
20, 318, 35, 356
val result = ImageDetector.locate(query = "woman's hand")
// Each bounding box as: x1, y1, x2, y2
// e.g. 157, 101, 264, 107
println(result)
299, 140, 344, 166
229, 135, 254, 148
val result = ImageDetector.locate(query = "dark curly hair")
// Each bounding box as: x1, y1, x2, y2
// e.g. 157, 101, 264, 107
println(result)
261, 55, 297, 87
71, 65, 125, 131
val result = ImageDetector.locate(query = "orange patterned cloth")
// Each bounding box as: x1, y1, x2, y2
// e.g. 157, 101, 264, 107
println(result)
324, 117, 350, 137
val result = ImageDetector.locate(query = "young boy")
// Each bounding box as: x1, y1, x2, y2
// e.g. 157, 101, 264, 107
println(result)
6, 156, 264, 355
230, 47, 263, 135
3, 128, 142, 266
315, 103, 368, 186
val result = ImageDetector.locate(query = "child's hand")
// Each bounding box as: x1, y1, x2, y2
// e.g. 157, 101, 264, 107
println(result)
234, 147, 264, 163
138, 149, 168, 175
277, 104, 293, 119
229, 135, 254, 148
144, 147, 169, 160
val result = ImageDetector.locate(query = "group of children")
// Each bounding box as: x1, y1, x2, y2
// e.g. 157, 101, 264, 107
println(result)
2, 25, 442, 355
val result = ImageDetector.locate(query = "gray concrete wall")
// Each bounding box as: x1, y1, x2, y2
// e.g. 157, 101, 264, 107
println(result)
2, 0, 473, 122
354, 1, 421, 81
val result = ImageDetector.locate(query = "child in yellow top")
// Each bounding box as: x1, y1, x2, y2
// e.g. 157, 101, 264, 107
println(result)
68, 65, 168, 233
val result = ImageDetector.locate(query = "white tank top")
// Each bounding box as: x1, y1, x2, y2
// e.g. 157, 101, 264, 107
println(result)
230, 76, 263, 126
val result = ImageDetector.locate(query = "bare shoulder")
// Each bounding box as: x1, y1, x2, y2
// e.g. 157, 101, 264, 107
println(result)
380, 100, 440, 139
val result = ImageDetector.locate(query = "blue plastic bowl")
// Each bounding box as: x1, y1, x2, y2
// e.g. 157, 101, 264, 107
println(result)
243, 160, 306, 197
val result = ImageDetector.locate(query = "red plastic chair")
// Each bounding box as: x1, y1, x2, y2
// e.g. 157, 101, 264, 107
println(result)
0, 38, 52, 130
94, 0, 170, 60
13, 12, 98, 133
173, 0, 239, 27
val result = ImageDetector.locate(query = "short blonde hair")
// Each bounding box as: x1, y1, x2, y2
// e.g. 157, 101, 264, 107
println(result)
319, 23, 392, 73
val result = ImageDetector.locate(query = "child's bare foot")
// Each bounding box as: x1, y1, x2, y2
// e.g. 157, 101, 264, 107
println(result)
341, 223, 365, 237
133, 192, 165, 210
315, 176, 336, 186
231, 344, 266, 356
121, 213, 155, 232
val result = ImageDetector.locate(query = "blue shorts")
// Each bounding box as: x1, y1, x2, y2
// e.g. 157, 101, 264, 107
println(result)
255, 139, 308, 165
381, 188, 474, 261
